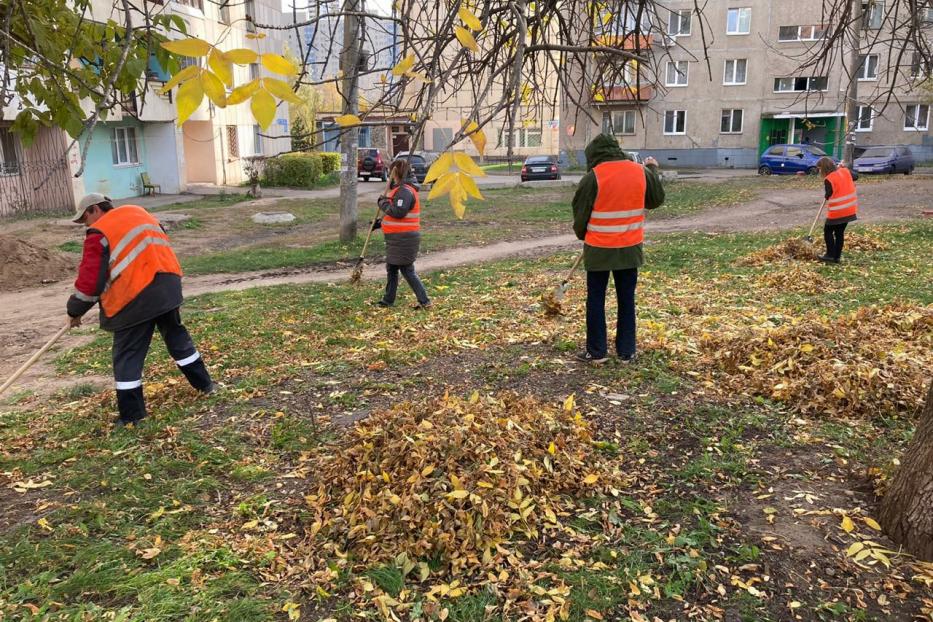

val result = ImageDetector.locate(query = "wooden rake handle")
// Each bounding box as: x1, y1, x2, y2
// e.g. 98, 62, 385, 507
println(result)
356, 202, 383, 263
562, 252, 585, 285
807, 199, 827, 239
0, 324, 70, 397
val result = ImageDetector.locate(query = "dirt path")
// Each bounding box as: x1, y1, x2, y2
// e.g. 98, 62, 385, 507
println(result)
1, 178, 929, 398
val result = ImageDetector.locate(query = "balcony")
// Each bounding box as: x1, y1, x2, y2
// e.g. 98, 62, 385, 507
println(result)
595, 85, 654, 103
593, 34, 652, 50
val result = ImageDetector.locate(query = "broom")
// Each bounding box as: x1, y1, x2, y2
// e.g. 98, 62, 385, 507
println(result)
349, 202, 383, 283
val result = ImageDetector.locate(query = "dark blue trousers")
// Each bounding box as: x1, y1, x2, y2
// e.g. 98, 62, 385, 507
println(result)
586, 268, 638, 358
382, 263, 429, 305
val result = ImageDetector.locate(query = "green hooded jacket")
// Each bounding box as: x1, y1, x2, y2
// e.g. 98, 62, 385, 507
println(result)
572, 134, 665, 271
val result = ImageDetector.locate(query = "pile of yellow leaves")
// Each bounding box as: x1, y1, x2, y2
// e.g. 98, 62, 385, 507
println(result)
735, 239, 817, 266
755, 263, 830, 294
539, 290, 565, 316
693, 304, 932, 418
843, 232, 888, 252
299, 393, 626, 612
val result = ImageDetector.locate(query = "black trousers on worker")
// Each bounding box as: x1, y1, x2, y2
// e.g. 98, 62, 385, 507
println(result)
586, 268, 638, 359
824, 221, 848, 261
112, 308, 212, 423
382, 263, 430, 306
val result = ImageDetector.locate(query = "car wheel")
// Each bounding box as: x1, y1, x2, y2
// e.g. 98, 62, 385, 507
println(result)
758, 165, 772, 176
362, 176, 370, 182
557, 174, 562, 180
806, 166, 818, 175
905, 167, 913, 175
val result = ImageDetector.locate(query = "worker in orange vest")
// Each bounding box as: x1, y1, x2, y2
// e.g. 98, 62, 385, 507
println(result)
572, 135, 665, 363
817, 157, 858, 263
371, 159, 431, 308
66, 194, 214, 426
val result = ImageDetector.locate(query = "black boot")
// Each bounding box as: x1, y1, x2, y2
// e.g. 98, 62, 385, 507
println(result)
116, 387, 147, 425
178, 358, 213, 393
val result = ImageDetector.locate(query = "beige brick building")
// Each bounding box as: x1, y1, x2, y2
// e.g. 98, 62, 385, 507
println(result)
562, 1, 933, 167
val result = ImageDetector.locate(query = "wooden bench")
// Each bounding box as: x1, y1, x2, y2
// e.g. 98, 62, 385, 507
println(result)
141, 172, 161, 196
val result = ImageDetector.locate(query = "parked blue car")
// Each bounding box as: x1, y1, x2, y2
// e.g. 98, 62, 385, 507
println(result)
758, 144, 837, 176
853, 146, 915, 175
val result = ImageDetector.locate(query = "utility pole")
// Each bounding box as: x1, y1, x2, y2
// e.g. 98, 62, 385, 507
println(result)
843, 0, 865, 168
339, 0, 362, 242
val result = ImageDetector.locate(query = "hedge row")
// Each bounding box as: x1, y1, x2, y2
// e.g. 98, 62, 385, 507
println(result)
262, 151, 340, 188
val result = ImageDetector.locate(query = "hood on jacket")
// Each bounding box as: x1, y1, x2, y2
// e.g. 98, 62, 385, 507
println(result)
584, 133, 629, 171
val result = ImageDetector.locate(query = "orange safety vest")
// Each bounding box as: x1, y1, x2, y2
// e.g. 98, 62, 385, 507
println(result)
825, 167, 858, 220
93, 205, 182, 318
585, 160, 647, 248
381, 184, 421, 234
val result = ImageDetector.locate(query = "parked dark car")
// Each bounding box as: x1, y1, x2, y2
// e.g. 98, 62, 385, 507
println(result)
393, 151, 428, 183
758, 143, 837, 175
521, 156, 561, 181
854, 145, 915, 175
357, 148, 387, 181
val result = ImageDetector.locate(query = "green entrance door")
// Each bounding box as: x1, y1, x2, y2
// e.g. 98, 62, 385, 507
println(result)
758, 118, 790, 156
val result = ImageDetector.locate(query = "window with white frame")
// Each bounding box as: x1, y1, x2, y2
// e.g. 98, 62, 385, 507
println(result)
862, 1, 884, 28
909, 52, 930, 79
111, 127, 139, 165
249, 63, 260, 82
498, 127, 543, 148
855, 106, 874, 131
218, 0, 230, 24
179, 56, 198, 71
904, 104, 930, 130
668, 9, 691, 35
0, 127, 20, 175
857, 54, 879, 80
773, 76, 828, 92
252, 125, 263, 154
610, 110, 636, 135
663, 110, 687, 135
245, 0, 256, 31
727, 8, 751, 34
723, 59, 747, 84
665, 61, 688, 86
175, 0, 204, 10
778, 25, 827, 41
924, 2, 933, 23
720, 109, 743, 133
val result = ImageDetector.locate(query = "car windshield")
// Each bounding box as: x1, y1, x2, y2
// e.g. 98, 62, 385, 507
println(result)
526, 156, 552, 164
806, 146, 828, 156
860, 147, 894, 158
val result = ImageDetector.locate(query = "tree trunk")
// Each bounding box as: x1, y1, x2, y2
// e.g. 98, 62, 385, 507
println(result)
842, 0, 863, 168
879, 381, 933, 561
338, 0, 361, 243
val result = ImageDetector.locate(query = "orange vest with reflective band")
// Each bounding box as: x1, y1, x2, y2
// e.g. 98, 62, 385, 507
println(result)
93, 205, 182, 318
825, 167, 858, 220
585, 160, 647, 248
381, 184, 421, 234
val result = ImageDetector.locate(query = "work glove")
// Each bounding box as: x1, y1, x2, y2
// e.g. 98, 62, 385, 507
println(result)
371, 218, 382, 231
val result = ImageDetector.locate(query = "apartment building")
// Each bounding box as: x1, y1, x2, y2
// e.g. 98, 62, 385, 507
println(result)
562, 1, 933, 167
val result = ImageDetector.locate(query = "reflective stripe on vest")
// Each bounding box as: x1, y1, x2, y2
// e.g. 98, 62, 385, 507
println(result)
585, 160, 647, 249
93, 205, 182, 318
382, 184, 421, 233
825, 168, 858, 219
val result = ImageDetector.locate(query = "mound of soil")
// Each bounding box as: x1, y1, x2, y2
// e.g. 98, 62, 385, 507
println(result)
0, 235, 76, 291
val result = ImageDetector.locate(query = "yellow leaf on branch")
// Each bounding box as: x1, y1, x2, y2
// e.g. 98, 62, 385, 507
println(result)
453, 152, 485, 176
261, 52, 298, 76
424, 152, 454, 183
458, 6, 483, 30
226, 79, 260, 105
224, 48, 259, 65
262, 78, 303, 104
458, 172, 483, 200
208, 48, 234, 86
159, 64, 199, 94
334, 114, 362, 127
161, 37, 211, 57
200, 70, 227, 107
454, 26, 479, 52
427, 171, 457, 200
463, 119, 487, 155
176, 77, 205, 125
250, 88, 276, 129
391, 53, 415, 76
449, 184, 467, 219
